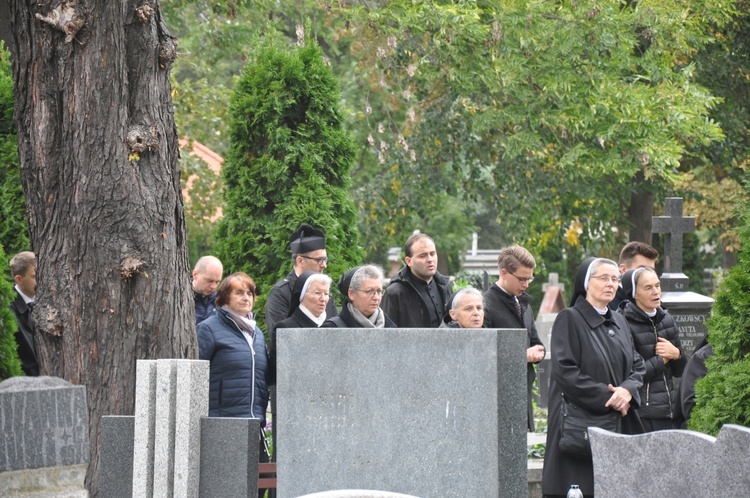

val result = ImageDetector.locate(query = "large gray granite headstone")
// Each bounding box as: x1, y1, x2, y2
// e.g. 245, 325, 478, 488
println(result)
99, 415, 135, 497
276, 327, 527, 498
131, 359, 209, 498
660, 292, 713, 358
590, 424, 750, 497
0, 376, 89, 471
199, 417, 259, 498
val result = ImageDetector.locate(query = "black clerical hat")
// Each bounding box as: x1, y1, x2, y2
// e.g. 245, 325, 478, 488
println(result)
290, 224, 326, 254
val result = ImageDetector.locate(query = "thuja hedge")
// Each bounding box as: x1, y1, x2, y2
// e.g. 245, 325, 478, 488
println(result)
690, 204, 750, 435
214, 29, 363, 329
0, 42, 29, 256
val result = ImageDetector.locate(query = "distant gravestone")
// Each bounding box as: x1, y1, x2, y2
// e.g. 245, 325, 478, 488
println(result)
652, 197, 714, 358
535, 273, 566, 408
590, 425, 750, 497
276, 327, 528, 498
0, 376, 89, 497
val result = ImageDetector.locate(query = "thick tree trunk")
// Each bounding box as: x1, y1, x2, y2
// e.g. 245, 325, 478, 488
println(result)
8, 1, 196, 494
627, 171, 654, 243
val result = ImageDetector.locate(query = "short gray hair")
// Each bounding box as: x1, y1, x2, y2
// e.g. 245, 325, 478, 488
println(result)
307, 273, 333, 288
350, 265, 384, 291
451, 288, 484, 312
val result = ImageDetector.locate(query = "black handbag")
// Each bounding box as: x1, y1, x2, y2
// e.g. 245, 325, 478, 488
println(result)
558, 317, 623, 458
558, 393, 620, 458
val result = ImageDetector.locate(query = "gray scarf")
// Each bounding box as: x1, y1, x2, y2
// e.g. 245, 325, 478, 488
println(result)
348, 302, 386, 328
222, 305, 256, 336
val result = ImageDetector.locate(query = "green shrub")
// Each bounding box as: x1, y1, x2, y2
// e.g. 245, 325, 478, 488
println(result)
0, 42, 30, 257
690, 203, 750, 434
0, 241, 23, 379
215, 28, 363, 329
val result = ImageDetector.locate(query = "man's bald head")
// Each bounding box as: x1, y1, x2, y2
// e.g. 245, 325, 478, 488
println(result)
192, 256, 223, 296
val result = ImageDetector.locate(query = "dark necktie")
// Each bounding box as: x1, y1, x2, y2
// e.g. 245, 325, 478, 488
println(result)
514, 297, 523, 320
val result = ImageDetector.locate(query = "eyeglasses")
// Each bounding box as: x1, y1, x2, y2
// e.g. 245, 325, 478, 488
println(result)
309, 291, 331, 299
591, 275, 621, 285
300, 255, 328, 265
508, 271, 534, 284
356, 288, 383, 298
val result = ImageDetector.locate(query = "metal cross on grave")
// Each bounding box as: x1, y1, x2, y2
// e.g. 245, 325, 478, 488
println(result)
652, 197, 695, 291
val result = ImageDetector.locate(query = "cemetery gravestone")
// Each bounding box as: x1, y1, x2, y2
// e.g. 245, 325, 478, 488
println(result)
535, 273, 566, 408
98, 359, 261, 498
0, 376, 89, 497
276, 327, 528, 498
590, 424, 750, 497
652, 197, 714, 358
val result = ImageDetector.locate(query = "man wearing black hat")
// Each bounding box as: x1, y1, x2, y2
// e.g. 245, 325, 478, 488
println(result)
265, 224, 338, 335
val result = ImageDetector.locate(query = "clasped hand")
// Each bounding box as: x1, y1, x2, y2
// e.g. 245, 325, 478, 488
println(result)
605, 384, 631, 417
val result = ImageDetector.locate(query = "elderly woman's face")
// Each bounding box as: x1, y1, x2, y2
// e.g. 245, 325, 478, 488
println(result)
634, 271, 661, 313
348, 278, 383, 317
227, 283, 254, 316
449, 294, 484, 328
586, 263, 620, 309
302, 280, 331, 317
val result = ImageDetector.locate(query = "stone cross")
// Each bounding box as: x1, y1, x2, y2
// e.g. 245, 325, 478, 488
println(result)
652, 197, 695, 274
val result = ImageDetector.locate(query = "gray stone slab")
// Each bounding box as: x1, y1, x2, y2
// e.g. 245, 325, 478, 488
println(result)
153, 360, 179, 496
132, 359, 157, 497
661, 297, 713, 359
173, 360, 210, 498
714, 425, 750, 496
0, 376, 89, 472
0, 463, 88, 497
199, 417, 259, 498
295, 491, 420, 498
98, 415, 134, 498
277, 327, 527, 498
590, 424, 750, 497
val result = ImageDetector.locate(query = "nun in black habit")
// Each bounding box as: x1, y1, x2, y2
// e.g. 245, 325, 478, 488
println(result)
542, 258, 645, 497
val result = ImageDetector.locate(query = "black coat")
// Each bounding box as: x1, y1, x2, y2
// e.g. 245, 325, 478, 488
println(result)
269, 307, 322, 385
483, 285, 545, 431
321, 302, 397, 328
10, 292, 38, 376
618, 301, 686, 422
679, 339, 712, 427
542, 297, 645, 496
381, 266, 452, 328
265, 270, 337, 334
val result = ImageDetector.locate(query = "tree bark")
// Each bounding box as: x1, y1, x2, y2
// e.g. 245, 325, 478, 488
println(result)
627, 170, 655, 243
8, 1, 196, 494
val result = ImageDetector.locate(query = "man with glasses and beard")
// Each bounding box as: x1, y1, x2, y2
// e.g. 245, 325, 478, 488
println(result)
265, 224, 338, 335
483, 245, 545, 431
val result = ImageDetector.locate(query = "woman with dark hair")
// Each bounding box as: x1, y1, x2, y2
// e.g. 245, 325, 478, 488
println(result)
323, 265, 396, 328
196, 272, 270, 471
542, 258, 645, 497
618, 267, 685, 431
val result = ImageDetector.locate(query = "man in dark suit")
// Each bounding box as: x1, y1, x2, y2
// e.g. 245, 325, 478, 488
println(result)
9, 251, 38, 376
265, 224, 337, 335
483, 245, 545, 431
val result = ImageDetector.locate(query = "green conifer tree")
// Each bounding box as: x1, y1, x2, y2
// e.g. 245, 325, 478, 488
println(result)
0, 42, 28, 378
0, 241, 23, 379
0, 42, 29, 256
215, 29, 363, 328
690, 203, 750, 434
